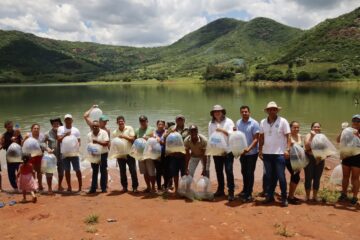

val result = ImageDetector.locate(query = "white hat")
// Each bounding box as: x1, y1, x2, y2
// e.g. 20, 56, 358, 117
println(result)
64, 114, 73, 119
264, 101, 282, 111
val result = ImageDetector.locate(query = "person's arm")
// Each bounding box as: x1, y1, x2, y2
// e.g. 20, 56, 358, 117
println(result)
83, 105, 97, 128
17, 165, 22, 178
21, 133, 31, 145
0, 134, 3, 150
258, 133, 264, 160
185, 148, 191, 175
243, 132, 259, 155
304, 133, 315, 152
284, 133, 291, 159
93, 139, 109, 147
336, 130, 343, 143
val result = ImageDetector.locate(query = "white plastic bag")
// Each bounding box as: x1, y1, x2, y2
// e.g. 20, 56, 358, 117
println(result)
311, 134, 338, 161
166, 132, 185, 154
89, 107, 103, 121
206, 132, 228, 156
108, 137, 131, 159
229, 131, 248, 157
130, 138, 147, 161
329, 164, 343, 185
143, 138, 162, 160
41, 153, 57, 174
339, 127, 360, 159
61, 135, 80, 158
6, 142, 23, 163
178, 175, 196, 199
195, 176, 214, 200
22, 137, 42, 157
290, 143, 308, 171
84, 143, 102, 164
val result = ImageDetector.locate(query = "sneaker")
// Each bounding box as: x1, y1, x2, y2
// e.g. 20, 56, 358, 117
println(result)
350, 197, 358, 205
281, 199, 289, 207
263, 197, 275, 204
338, 193, 347, 202
214, 191, 225, 197
288, 197, 300, 205
228, 192, 235, 202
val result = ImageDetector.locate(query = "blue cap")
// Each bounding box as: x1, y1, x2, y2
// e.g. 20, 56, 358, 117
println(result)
352, 114, 360, 120
99, 115, 109, 121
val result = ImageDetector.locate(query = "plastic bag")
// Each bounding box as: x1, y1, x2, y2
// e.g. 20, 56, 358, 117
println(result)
143, 138, 162, 160
329, 164, 343, 185
6, 142, 23, 163
166, 132, 185, 154
195, 176, 214, 200
108, 137, 131, 159
178, 175, 196, 199
130, 138, 147, 161
290, 143, 308, 172
229, 131, 248, 157
339, 127, 360, 159
206, 132, 228, 156
89, 107, 103, 121
61, 135, 80, 158
41, 153, 57, 174
22, 137, 42, 157
311, 134, 338, 162
84, 143, 102, 164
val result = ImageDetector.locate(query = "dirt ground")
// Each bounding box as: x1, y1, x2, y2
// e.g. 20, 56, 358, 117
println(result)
0, 158, 359, 240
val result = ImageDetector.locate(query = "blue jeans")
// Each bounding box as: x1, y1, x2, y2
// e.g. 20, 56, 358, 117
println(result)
90, 153, 108, 191
240, 154, 258, 197
214, 152, 235, 193
263, 154, 287, 200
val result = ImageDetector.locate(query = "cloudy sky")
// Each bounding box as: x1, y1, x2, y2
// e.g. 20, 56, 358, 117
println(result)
0, 0, 358, 46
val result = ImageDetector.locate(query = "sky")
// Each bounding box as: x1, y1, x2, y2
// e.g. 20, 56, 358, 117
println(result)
0, 0, 358, 47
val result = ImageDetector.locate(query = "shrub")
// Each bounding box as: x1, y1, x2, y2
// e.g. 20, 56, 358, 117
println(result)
297, 71, 311, 81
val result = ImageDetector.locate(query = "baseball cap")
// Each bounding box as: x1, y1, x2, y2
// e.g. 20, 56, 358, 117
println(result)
139, 115, 148, 121
64, 114, 73, 119
189, 124, 198, 131
99, 115, 109, 122
175, 114, 185, 120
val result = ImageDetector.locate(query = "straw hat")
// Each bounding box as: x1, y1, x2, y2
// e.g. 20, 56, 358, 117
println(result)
210, 105, 226, 116
264, 101, 282, 111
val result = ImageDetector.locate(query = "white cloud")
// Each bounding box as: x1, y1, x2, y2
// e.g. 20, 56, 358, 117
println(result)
0, 0, 358, 46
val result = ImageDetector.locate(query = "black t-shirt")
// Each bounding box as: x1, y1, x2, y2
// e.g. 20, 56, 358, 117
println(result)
2, 131, 23, 150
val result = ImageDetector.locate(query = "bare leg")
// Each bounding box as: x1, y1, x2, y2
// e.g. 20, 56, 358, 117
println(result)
150, 176, 156, 192
288, 182, 297, 199
174, 176, 179, 193
65, 170, 71, 191
351, 168, 360, 199
342, 165, 351, 196
46, 174, 53, 194
0, 173, 2, 192
305, 189, 311, 201
313, 190, 318, 201
31, 191, 37, 203
58, 173, 64, 191
144, 174, 150, 191
21, 190, 27, 203
76, 170, 82, 192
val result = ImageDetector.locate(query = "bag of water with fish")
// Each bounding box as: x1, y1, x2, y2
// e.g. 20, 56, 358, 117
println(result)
85, 143, 102, 163
166, 132, 185, 154
130, 138, 147, 161
206, 132, 228, 156
143, 138, 162, 160
22, 137, 42, 157
6, 142, 22, 163
229, 131, 248, 158
61, 135, 80, 158
311, 134, 338, 162
339, 127, 360, 159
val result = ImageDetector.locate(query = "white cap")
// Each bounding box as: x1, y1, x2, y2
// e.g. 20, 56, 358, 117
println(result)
64, 114, 73, 119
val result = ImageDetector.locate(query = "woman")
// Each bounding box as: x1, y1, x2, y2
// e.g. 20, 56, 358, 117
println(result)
23, 124, 51, 192
287, 121, 302, 204
154, 120, 167, 191
208, 105, 235, 201
304, 122, 324, 202
337, 114, 360, 205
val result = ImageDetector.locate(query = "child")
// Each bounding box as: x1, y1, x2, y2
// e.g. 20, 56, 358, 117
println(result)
17, 155, 38, 203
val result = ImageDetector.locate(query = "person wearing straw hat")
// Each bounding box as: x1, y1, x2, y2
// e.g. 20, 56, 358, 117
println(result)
45, 118, 64, 192
208, 105, 235, 201
259, 101, 291, 207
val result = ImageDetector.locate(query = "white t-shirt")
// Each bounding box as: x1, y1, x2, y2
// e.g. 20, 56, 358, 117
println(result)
57, 126, 81, 147
260, 116, 290, 154
87, 129, 109, 154
208, 117, 234, 153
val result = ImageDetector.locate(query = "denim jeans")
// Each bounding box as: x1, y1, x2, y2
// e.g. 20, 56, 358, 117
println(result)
263, 154, 287, 200
7, 162, 21, 189
117, 155, 139, 190
240, 153, 258, 197
90, 153, 108, 191
213, 152, 235, 193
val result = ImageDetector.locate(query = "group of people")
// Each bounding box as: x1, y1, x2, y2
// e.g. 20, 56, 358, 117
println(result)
0, 102, 359, 207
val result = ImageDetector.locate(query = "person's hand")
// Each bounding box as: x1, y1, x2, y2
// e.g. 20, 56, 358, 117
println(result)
259, 151, 263, 160
216, 128, 222, 133
118, 134, 124, 139
284, 150, 290, 159
48, 149, 54, 154
310, 130, 316, 136
11, 136, 17, 142
242, 147, 250, 155
65, 132, 71, 137
93, 139, 99, 144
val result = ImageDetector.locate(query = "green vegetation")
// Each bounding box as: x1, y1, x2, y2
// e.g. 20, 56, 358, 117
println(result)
84, 214, 99, 225
0, 7, 359, 83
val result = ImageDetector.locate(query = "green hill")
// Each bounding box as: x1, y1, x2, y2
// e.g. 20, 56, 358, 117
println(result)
0, 6, 359, 83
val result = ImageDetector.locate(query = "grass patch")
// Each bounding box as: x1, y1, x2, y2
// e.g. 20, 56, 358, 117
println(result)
274, 223, 295, 238
84, 214, 99, 225
318, 188, 341, 203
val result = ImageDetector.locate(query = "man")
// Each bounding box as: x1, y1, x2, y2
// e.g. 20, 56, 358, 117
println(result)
84, 105, 110, 136
164, 115, 189, 193
236, 106, 260, 202
87, 120, 110, 194
112, 116, 139, 193
259, 101, 291, 207
57, 114, 82, 192
135, 115, 156, 192
0, 121, 23, 191
184, 125, 208, 178
45, 118, 64, 192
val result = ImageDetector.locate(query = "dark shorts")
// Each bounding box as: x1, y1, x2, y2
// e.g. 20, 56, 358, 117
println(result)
342, 154, 360, 168
63, 156, 80, 172
30, 155, 42, 169
169, 154, 186, 177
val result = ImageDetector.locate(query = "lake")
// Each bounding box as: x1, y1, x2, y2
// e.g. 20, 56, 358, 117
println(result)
0, 83, 358, 149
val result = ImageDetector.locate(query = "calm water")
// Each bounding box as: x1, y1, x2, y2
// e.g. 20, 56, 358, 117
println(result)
0, 83, 359, 146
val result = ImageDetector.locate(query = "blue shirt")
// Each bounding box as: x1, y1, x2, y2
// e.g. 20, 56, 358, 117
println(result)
236, 117, 260, 155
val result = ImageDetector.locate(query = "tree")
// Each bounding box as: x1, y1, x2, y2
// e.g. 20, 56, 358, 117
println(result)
297, 71, 311, 81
